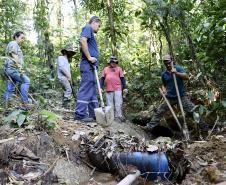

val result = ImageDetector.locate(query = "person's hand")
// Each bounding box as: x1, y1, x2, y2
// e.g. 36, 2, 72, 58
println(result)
88, 57, 97, 64
161, 86, 167, 95
100, 88, 104, 93
123, 88, 128, 94
17, 64, 23, 73
171, 67, 177, 74
17, 63, 22, 69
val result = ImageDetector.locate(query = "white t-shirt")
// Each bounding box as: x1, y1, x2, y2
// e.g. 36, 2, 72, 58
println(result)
57, 56, 71, 79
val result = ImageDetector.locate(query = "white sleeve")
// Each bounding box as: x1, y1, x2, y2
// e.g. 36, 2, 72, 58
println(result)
57, 56, 65, 68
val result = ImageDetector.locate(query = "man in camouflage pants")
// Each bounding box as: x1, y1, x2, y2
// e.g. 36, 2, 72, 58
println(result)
145, 54, 208, 135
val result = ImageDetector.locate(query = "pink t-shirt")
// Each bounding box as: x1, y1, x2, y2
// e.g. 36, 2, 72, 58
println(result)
102, 66, 124, 92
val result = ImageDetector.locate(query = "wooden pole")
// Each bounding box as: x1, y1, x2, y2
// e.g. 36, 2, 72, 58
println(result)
171, 62, 190, 140
159, 88, 183, 133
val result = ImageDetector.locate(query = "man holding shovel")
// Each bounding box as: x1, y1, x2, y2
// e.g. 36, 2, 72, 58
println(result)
145, 54, 209, 136
75, 16, 101, 122
57, 46, 76, 109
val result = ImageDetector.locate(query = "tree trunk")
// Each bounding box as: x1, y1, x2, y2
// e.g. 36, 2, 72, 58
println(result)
157, 16, 174, 60
163, 16, 174, 59
107, 0, 117, 56
72, 0, 80, 35
44, 32, 54, 77
179, 17, 197, 63
57, 0, 62, 46
159, 34, 163, 62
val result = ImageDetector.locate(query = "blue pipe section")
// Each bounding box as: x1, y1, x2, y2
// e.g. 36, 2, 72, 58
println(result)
113, 152, 169, 181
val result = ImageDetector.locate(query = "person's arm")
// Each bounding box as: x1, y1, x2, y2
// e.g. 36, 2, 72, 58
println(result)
80, 25, 97, 64
61, 69, 71, 81
100, 69, 106, 90
100, 77, 105, 89
58, 57, 71, 80
8, 43, 22, 69
119, 67, 128, 95
161, 74, 167, 94
11, 53, 21, 67
80, 37, 96, 64
161, 85, 167, 94
171, 66, 189, 80
120, 77, 127, 89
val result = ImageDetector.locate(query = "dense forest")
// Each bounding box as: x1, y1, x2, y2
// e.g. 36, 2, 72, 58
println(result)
0, 0, 225, 184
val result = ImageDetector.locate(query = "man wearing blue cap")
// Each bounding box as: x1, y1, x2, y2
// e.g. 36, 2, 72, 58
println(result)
75, 16, 101, 122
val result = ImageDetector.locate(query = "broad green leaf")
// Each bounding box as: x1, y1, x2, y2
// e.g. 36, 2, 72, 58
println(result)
199, 105, 204, 115
40, 110, 58, 122
222, 101, 226, 108
207, 91, 214, 101
4, 110, 23, 124
17, 114, 27, 127
193, 112, 200, 123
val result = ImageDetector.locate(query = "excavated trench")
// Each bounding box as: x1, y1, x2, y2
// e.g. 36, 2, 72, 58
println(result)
0, 118, 192, 185
83, 135, 190, 184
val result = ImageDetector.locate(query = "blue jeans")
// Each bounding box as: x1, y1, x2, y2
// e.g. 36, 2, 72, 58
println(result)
4, 68, 30, 103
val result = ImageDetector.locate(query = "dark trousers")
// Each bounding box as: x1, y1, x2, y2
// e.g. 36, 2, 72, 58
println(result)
75, 60, 98, 119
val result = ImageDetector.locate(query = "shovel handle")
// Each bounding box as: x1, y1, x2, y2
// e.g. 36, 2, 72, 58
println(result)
171, 62, 190, 140
159, 87, 189, 140
159, 88, 183, 131
171, 62, 186, 119
93, 66, 105, 108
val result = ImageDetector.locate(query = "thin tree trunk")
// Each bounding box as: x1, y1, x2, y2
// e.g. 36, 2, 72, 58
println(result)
179, 18, 197, 63
149, 31, 152, 71
157, 16, 174, 60
163, 16, 174, 59
72, 0, 79, 35
107, 0, 117, 56
159, 34, 163, 62
57, 0, 62, 46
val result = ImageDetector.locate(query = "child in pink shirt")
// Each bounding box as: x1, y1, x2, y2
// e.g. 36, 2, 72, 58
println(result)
100, 56, 128, 122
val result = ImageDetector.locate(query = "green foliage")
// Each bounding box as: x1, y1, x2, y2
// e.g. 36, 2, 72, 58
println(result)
0, 0, 225, 115
80, 0, 130, 43
128, 67, 162, 110
33, 0, 49, 33
4, 110, 28, 127
39, 110, 60, 129
0, 0, 26, 45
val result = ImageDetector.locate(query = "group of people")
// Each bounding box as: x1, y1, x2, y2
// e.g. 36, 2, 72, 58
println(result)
2, 15, 209, 136
57, 16, 128, 122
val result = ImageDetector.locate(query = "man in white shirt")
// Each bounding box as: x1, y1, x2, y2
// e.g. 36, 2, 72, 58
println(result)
57, 47, 76, 108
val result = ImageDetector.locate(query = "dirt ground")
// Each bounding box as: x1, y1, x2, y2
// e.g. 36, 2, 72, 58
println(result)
0, 94, 226, 185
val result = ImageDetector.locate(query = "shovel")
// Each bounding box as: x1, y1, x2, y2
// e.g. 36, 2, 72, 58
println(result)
159, 87, 188, 140
93, 66, 114, 127
171, 62, 190, 140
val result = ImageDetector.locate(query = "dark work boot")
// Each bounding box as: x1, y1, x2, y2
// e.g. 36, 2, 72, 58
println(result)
62, 97, 70, 109
143, 122, 158, 133
198, 119, 209, 138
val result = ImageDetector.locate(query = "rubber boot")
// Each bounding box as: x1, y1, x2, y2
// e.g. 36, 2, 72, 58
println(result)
62, 97, 70, 109
198, 119, 209, 138
143, 122, 158, 133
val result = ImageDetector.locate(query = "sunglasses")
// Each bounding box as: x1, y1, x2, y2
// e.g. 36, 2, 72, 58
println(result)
164, 59, 172, 63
